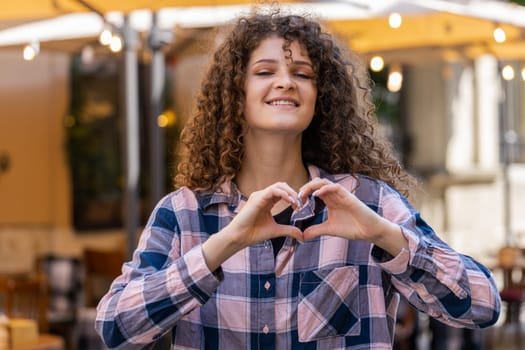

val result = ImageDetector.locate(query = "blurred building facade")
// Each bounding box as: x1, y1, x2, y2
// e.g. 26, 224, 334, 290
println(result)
403, 55, 525, 258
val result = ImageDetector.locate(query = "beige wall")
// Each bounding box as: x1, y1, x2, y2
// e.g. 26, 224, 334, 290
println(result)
0, 50, 70, 227
0, 49, 125, 273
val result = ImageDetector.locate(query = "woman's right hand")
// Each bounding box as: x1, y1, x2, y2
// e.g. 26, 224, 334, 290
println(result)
202, 182, 303, 271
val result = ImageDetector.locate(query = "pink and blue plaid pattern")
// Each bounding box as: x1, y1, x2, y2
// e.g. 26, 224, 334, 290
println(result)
95, 165, 501, 349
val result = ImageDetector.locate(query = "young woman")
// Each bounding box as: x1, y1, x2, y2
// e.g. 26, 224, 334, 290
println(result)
95, 11, 501, 349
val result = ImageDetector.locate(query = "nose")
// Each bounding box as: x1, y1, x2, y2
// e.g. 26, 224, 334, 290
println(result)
274, 70, 296, 90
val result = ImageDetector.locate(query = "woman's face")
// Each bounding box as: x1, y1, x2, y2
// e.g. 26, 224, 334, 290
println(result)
243, 36, 317, 135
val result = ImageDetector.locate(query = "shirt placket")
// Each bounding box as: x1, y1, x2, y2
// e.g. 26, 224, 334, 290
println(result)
251, 241, 276, 349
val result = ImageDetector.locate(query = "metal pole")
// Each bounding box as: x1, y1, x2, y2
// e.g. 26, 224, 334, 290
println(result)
498, 61, 512, 246
148, 12, 166, 209
122, 16, 140, 259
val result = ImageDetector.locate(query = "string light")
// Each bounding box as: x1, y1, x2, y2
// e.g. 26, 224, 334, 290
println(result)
109, 34, 123, 52
22, 40, 39, 61
157, 110, 176, 128
387, 64, 403, 92
521, 67, 525, 81
98, 23, 123, 53
369, 56, 385, 72
493, 26, 506, 43
388, 13, 402, 29
99, 28, 112, 46
501, 64, 515, 81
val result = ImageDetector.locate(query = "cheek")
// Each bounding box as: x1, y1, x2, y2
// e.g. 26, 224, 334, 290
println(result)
308, 88, 318, 107
244, 82, 260, 104
242, 97, 257, 122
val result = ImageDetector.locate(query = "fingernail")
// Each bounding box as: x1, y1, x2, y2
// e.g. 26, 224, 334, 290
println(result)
312, 189, 320, 197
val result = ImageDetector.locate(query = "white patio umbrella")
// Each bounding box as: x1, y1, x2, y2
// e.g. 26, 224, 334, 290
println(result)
327, 0, 525, 62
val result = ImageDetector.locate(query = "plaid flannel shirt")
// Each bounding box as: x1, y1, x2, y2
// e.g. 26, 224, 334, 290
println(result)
95, 165, 501, 349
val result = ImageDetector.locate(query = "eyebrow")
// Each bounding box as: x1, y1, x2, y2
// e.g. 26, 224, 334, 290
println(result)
252, 58, 313, 68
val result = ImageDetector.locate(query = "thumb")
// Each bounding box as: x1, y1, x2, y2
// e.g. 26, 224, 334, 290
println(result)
302, 224, 329, 241
275, 224, 304, 243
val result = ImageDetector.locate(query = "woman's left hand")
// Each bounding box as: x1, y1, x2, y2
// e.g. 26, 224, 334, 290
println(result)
298, 178, 407, 255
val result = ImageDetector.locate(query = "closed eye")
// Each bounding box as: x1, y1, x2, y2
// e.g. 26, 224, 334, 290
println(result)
294, 73, 313, 79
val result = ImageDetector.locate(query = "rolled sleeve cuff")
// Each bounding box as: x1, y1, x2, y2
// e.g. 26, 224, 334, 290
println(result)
372, 226, 420, 275
167, 245, 223, 304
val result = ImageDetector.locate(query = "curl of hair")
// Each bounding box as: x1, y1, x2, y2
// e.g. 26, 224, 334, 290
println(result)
174, 10, 418, 197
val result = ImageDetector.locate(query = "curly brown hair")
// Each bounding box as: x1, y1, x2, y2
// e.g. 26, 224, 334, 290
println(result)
174, 10, 417, 197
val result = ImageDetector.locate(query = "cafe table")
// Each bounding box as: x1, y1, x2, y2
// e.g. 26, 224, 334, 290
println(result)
10, 334, 64, 350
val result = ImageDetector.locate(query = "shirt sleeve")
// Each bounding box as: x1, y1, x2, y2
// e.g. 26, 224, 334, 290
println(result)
371, 183, 501, 329
95, 193, 223, 349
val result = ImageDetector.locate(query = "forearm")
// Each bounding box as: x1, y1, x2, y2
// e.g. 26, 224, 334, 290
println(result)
202, 226, 244, 271
95, 247, 222, 348
374, 227, 501, 328
391, 253, 501, 328
369, 218, 408, 257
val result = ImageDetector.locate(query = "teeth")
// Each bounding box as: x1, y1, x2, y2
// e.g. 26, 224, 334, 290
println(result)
269, 100, 296, 106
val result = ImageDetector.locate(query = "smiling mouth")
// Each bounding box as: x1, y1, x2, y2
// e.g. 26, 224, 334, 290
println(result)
267, 100, 299, 107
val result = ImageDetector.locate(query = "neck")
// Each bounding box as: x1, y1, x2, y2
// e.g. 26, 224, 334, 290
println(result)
235, 134, 309, 197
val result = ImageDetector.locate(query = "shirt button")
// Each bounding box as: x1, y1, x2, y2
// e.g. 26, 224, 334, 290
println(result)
264, 281, 271, 290
262, 325, 270, 334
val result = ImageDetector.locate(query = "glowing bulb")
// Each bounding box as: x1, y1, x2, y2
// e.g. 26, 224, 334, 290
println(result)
502, 65, 514, 81
99, 29, 112, 46
387, 65, 403, 92
23, 46, 36, 60
521, 67, 525, 81
157, 110, 176, 127
157, 114, 169, 128
493, 27, 506, 43
22, 41, 39, 61
369, 56, 385, 72
109, 35, 123, 52
389, 13, 402, 29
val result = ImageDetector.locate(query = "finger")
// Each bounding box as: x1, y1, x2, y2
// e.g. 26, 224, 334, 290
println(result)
273, 182, 301, 207
298, 178, 331, 204
302, 223, 332, 241
273, 224, 304, 243
260, 186, 298, 210
273, 181, 298, 194
299, 177, 328, 193
301, 184, 344, 208
312, 184, 343, 201
268, 182, 300, 208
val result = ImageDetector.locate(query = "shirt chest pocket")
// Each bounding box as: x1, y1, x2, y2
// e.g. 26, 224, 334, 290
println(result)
298, 265, 361, 342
